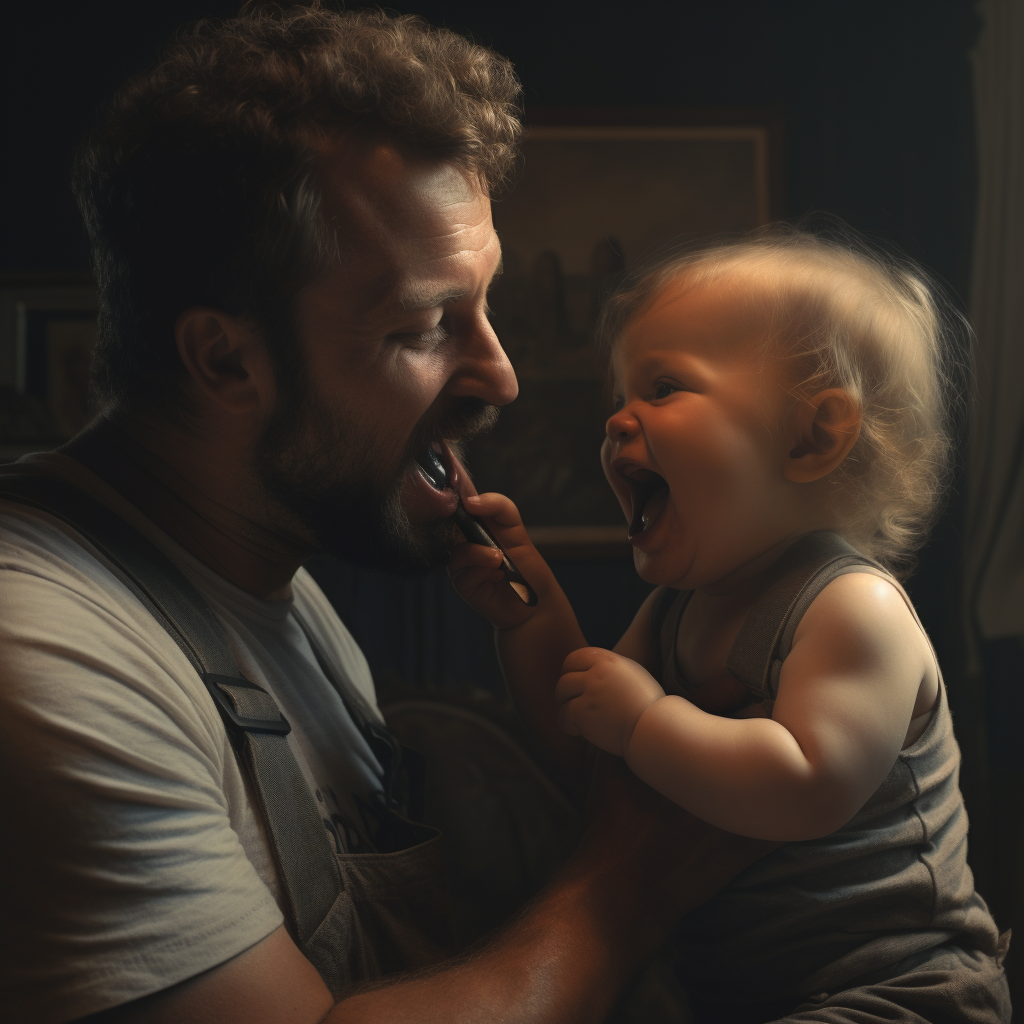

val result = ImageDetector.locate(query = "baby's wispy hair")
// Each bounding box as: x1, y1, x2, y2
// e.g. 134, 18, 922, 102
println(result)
598, 222, 966, 574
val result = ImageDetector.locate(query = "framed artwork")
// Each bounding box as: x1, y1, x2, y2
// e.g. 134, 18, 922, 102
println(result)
0, 276, 99, 458
465, 107, 782, 557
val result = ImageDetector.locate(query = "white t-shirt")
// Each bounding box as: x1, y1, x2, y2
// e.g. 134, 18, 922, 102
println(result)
0, 454, 387, 1024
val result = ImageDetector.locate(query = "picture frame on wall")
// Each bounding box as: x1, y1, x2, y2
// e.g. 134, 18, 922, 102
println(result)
0, 275, 98, 460
465, 107, 783, 557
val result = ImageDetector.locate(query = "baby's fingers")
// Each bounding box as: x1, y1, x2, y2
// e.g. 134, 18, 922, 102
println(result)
554, 670, 587, 709
462, 492, 528, 533
556, 695, 584, 736
447, 540, 504, 579
561, 646, 611, 675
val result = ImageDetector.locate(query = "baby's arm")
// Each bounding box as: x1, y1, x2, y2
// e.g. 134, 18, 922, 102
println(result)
448, 493, 590, 789
557, 573, 935, 841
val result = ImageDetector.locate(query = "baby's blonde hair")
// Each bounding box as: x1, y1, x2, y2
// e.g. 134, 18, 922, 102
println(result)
599, 223, 961, 573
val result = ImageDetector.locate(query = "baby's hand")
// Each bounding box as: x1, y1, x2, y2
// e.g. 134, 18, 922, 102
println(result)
555, 648, 666, 756
448, 492, 541, 630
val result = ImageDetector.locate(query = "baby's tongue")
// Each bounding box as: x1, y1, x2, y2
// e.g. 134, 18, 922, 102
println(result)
631, 486, 669, 538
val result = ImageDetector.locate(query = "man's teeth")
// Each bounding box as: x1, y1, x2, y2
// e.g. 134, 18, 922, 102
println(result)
414, 445, 448, 491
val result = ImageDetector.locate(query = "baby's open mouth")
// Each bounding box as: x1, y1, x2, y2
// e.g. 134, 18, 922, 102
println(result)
626, 469, 670, 539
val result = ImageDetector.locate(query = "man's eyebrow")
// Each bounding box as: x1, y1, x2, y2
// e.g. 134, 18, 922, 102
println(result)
393, 286, 467, 313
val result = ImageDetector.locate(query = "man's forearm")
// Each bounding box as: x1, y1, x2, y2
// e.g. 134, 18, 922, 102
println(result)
327, 877, 635, 1023
328, 801, 765, 1024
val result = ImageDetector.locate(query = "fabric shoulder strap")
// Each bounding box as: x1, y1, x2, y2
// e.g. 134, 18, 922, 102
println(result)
0, 471, 343, 946
726, 531, 888, 704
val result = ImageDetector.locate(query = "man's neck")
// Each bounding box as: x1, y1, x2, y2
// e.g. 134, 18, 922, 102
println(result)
60, 415, 310, 600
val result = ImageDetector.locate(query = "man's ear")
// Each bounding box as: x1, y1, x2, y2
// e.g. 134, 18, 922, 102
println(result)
175, 307, 272, 413
783, 388, 862, 483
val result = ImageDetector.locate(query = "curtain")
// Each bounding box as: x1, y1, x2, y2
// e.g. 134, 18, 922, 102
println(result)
964, 0, 1024, 1007
967, 0, 1024, 637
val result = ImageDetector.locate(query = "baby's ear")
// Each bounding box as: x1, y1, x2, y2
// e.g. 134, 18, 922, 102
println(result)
783, 388, 862, 483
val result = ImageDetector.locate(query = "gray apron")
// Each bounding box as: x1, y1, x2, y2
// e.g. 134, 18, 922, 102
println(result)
0, 471, 454, 998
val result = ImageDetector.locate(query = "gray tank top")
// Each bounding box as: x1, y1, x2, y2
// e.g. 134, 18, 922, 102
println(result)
657, 533, 1000, 1015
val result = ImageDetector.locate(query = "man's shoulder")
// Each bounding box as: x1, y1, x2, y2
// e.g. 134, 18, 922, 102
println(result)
0, 486, 284, 1024
0, 492, 123, 602
0, 453, 133, 583
0, 490, 221, 743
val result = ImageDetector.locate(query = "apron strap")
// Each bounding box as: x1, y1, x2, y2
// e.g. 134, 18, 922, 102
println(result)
0, 471, 342, 947
726, 531, 886, 703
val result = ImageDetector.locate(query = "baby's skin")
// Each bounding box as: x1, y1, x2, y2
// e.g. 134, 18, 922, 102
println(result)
450, 274, 939, 842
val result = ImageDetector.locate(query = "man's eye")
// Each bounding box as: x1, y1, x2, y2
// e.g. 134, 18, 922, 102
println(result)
418, 324, 448, 346
391, 324, 448, 347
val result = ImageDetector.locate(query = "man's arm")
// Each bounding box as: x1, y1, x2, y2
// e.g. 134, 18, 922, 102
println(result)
83, 760, 776, 1024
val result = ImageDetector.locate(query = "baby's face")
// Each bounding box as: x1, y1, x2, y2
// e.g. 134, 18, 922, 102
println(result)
604, 275, 807, 590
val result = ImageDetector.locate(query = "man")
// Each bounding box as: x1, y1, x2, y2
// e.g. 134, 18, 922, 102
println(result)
0, 7, 768, 1023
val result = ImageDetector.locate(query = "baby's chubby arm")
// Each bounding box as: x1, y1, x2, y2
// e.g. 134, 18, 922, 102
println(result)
448, 492, 590, 790
557, 574, 934, 841
554, 588, 669, 756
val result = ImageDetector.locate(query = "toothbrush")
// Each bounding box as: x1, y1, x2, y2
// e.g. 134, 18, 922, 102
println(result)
416, 447, 538, 607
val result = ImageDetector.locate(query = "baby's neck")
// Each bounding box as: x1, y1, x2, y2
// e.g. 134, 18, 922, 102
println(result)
698, 532, 807, 602
676, 534, 817, 714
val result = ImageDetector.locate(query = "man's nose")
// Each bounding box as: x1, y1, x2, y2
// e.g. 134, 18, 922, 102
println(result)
447, 315, 518, 406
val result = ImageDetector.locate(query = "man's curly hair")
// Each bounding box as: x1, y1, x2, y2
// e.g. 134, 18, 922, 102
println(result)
73, 3, 522, 415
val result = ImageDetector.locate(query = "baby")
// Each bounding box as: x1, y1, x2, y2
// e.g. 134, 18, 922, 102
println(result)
450, 226, 1008, 1022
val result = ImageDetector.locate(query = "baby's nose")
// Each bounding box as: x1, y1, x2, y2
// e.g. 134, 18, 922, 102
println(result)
605, 406, 640, 441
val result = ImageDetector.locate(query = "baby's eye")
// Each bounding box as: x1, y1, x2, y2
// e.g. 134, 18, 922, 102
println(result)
611, 395, 624, 413
653, 381, 679, 400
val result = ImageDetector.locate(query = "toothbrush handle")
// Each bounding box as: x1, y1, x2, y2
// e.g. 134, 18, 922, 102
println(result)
453, 506, 538, 607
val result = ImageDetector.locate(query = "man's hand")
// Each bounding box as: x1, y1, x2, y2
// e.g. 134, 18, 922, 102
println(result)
555, 648, 666, 756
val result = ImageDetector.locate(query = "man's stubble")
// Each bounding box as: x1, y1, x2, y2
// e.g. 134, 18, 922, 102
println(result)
254, 348, 498, 574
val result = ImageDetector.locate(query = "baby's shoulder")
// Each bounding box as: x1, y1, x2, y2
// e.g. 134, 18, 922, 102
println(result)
793, 569, 934, 672
800, 568, 915, 625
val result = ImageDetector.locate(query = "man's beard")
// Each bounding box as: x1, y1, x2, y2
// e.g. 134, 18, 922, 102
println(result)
254, 368, 498, 575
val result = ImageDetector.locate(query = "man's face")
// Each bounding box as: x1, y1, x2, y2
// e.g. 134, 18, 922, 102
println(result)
255, 141, 516, 573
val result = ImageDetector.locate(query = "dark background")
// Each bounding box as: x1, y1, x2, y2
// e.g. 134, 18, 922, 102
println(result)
10, 0, 1013, 991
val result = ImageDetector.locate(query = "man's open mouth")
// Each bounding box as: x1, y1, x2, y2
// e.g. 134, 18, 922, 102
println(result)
414, 442, 456, 494
625, 469, 670, 539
